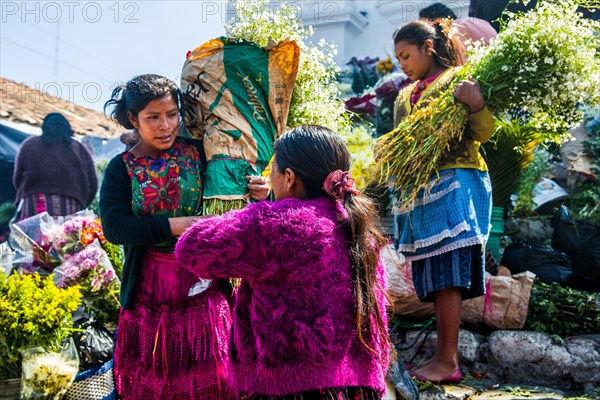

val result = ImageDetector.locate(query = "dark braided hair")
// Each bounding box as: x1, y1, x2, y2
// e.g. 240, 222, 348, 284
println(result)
274, 125, 390, 357
104, 74, 182, 130
393, 19, 464, 68
41, 113, 73, 144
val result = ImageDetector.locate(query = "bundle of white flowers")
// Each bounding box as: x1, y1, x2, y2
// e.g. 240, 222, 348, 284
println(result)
20, 344, 78, 399
468, 0, 600, 133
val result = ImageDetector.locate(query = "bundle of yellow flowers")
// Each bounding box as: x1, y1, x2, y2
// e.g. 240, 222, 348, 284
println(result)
376, 57, 394, 77
0, 272, 81, 379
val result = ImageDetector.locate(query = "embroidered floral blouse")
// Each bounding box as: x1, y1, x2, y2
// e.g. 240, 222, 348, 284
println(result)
122, 141, 203, 248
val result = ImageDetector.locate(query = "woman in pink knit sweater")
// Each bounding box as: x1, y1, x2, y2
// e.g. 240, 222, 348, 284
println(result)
176, 125, 390, 399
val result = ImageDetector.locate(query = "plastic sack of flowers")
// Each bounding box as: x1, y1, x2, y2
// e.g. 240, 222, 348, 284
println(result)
374, 0, 600, 206
41, 211, 104, 261
20, 339, 79, 399
52, 240, 120, 324
8, 213, 62, 274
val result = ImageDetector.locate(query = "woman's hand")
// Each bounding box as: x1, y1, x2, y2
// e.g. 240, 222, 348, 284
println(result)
246, 175, 270, 201
169, 216, 201, 236
452, 77, 485, 114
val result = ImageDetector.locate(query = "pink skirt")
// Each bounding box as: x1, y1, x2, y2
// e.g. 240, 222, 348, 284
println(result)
113, 249, 235, 400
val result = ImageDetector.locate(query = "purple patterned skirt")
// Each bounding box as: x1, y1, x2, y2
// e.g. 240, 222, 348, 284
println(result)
15, 193, 83, 221
113, 249, 235, 400
242, 386, 381, 400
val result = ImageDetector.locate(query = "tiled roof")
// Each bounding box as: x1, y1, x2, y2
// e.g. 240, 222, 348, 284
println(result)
0, 77, 122, 138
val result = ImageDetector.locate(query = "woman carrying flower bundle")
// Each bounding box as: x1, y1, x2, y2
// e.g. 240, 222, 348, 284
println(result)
99, 74, 269, 399
175, 125, 390, 399
391, 20, 494, 384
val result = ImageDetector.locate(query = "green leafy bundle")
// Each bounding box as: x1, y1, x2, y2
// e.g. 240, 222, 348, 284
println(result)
482, 116, 544, 207
526, 280, 600, 337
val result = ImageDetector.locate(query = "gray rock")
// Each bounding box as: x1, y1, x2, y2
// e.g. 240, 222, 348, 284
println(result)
392, 329, 600, 395
566, 335, 600, 362
540, 344, 573, 377
457, 330, 483, 364
505, 217, 553, 242
566, 335, 600, 383
488, 331, 551, 364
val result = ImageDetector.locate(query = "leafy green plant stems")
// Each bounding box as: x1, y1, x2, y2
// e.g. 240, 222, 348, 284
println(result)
203, 199, 247, 215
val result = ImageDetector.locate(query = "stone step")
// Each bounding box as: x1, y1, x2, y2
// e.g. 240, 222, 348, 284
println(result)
388, 380, 594, 400
390, 329, 600, 399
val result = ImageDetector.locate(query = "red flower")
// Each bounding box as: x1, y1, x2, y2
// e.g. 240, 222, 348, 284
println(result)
345, 94, 377, 116
186, 50, 192, 59
168, 164, 180, 179
142, 175, 181, 213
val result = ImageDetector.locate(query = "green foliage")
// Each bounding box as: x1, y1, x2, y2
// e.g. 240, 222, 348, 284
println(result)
101, 241, 124, 281
338, 124, 376, 190
525, 280, 600, 337
512, 147, 551, 217
351, 72, 366, 97
80, 284, 120, 328
482, 116, 544, 207
347, 58, 379, 96
583, 139, 600, 179
225, 0, 351, 133
0, 202, 16, 225
568, 105, 600, 223
89, 160, 108, 217
203, 199, 248, 216
0, 272, 81, 379
570, 183, 600, 224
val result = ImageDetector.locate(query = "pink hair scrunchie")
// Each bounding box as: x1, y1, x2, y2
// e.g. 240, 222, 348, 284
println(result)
322, 170, 360, 201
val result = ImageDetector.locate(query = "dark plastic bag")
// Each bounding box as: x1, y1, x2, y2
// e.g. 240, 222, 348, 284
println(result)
552, 205, 600, 285
73, 320, 114, 371
501, 241, 577, 287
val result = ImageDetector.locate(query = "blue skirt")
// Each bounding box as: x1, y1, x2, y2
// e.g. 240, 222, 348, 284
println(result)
393, 169, 492, 301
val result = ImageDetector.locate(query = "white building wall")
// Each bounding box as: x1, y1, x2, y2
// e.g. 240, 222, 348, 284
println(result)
300, 0, 470, 66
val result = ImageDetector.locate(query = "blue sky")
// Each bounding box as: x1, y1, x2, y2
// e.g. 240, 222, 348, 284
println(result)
1, 1, 230, 112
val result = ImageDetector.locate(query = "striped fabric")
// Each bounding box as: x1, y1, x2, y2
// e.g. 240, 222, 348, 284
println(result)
393, 169, 492, 262
394, 168, 491, 302
16, 193, 84, 222
242, 386, 380, 400
411, 244, 485, 302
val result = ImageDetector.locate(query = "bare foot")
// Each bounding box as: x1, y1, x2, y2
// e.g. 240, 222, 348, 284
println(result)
405, 357, 433, 371
417, 357, 434, 369
411, 360, 461, 383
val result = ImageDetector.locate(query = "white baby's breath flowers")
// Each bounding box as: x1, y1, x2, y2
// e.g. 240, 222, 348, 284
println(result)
466, 0, 600, 135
